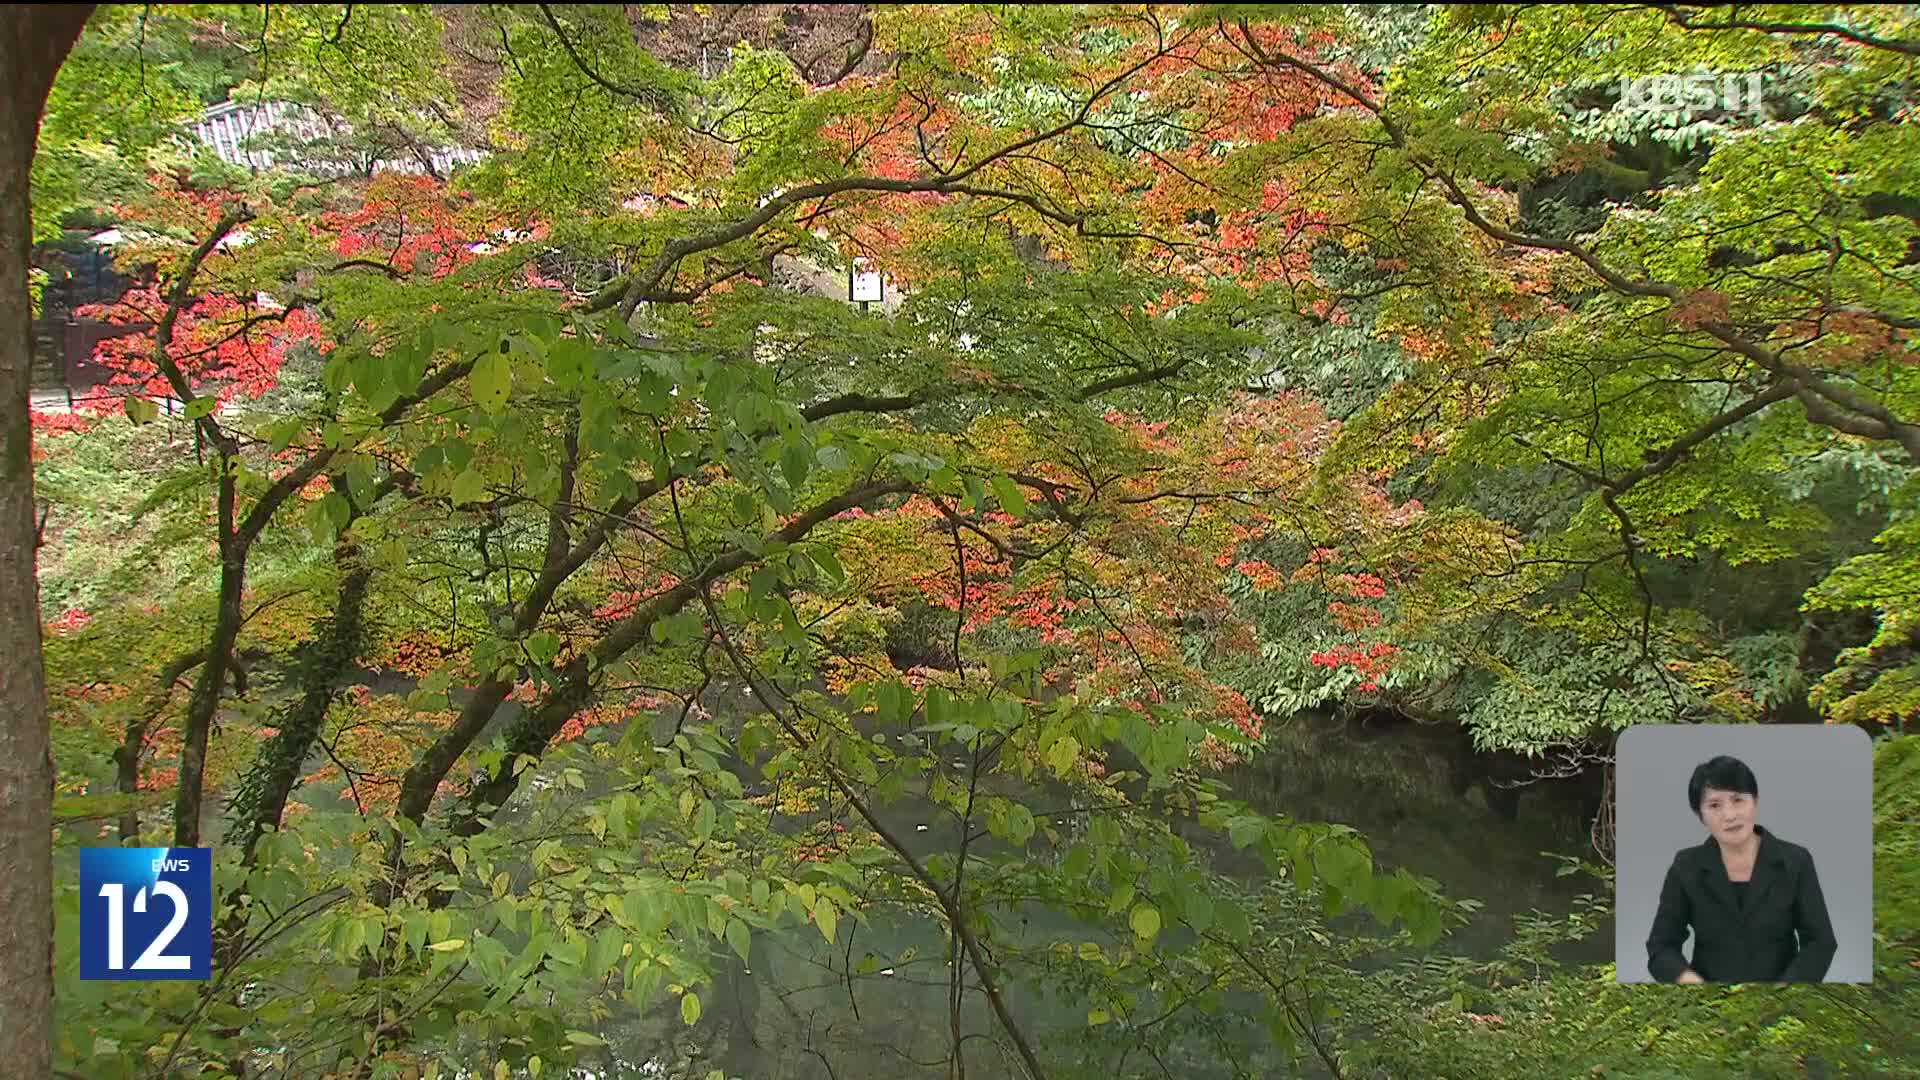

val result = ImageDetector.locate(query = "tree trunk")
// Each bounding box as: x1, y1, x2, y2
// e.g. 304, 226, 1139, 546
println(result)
226, 524, 372, 864
174, 487, 244, 848
0, 7, 96, 1075
115, 649, 205, 840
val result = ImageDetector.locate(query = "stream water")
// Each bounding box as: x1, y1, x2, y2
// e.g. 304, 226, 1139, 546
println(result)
439, 686, 1609, 1079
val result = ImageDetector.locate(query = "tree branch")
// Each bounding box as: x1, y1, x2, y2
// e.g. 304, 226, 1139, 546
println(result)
659, 474, 1048, 1079
536, 3, 675, 112
1646, 2, 1920, 56
234, 353, 477, 547
147, 206, 254, 458
1230, 21, 1920, 463
806, 14, 873, 87
596, 28, 1201, 320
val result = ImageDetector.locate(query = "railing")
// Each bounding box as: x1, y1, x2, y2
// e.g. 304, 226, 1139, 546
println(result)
187, 98, 484, 176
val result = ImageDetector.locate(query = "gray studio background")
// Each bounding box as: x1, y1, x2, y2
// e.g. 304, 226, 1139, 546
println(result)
1614, 724, 1873, 983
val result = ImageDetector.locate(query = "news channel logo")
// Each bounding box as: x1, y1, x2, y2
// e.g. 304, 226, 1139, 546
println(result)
1617, 71, 1767, 122
79, 847, 212, 980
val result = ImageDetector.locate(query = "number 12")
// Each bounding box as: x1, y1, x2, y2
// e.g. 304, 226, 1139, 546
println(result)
97, 882, 193, 971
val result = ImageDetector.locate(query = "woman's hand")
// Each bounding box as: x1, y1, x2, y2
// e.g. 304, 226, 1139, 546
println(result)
1676, 969, 1705, 985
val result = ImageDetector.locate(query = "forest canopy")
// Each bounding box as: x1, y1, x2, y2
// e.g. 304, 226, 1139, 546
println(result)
7, 4, 1917, 1078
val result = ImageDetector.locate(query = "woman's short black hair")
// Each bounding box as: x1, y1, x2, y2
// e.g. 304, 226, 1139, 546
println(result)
1688, 755, 1759, 816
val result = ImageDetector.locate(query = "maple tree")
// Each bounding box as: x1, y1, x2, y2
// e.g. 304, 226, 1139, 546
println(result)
13, 5, 1920, 1079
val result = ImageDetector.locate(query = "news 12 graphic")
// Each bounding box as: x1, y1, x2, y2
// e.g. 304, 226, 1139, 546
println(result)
79, 847, 213, 981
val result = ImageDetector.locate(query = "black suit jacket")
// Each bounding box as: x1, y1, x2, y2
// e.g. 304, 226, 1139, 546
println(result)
1646, 824, 1838, 983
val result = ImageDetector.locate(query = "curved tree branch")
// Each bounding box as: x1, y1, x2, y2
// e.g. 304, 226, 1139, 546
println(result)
536, 3, 676, 112
597, 25, 1203, 320
805, 13, 873, 88
1645, 2, 1920, 56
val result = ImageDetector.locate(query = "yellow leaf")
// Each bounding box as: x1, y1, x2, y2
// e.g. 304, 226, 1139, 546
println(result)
1047, 735, 1081, 777
427, 939, 466, 952
1130, 904, 1161, 941
472, 351, 513, 412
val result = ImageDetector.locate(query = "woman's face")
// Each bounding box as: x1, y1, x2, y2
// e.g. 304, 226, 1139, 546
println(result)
1698, 786, 1757, 845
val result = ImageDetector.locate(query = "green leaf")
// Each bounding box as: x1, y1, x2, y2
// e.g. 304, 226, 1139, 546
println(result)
340, 917, 367, 961
876, 680, 912, 723
780, 439, 812, 489
319, 491, 351, 534
124, 397, 159, 425
545, 337, 594, 388
1183, 889, 1214, 934
991, 474, 1029, 517
566, 1029, 609, 1046
1228, 816, 1264, 850
726, 919, 751, 964
1216, 900, 1252, 944
1130, 904, 1161, 942
811, 545, 847, 586
344, 455, 376, 508
589, 925, 622, 976
1046, 735, 1081, 777
322, 352, 355, 393
401, 912, 428, 958
1063, 844, 1092, 880
653, 609, 703, 646
925, 685, 951, 728
1269, 1016, 1297, 1056
472, 351, 513, 412
813, 898, 839, 944
681, 991, 702, 1026
1004, 803, 1035, 846
748, 564, 782, 609
1088, 1007, 1111, 1026
962, 475, 987, 512
451, 468, 487, 507
264, 417, 302, 453
183, 395, 217, 420
526, 631, 562, 664
694, 799, 717, 841
355, 349, 394, 407
777, 599, 805, 646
